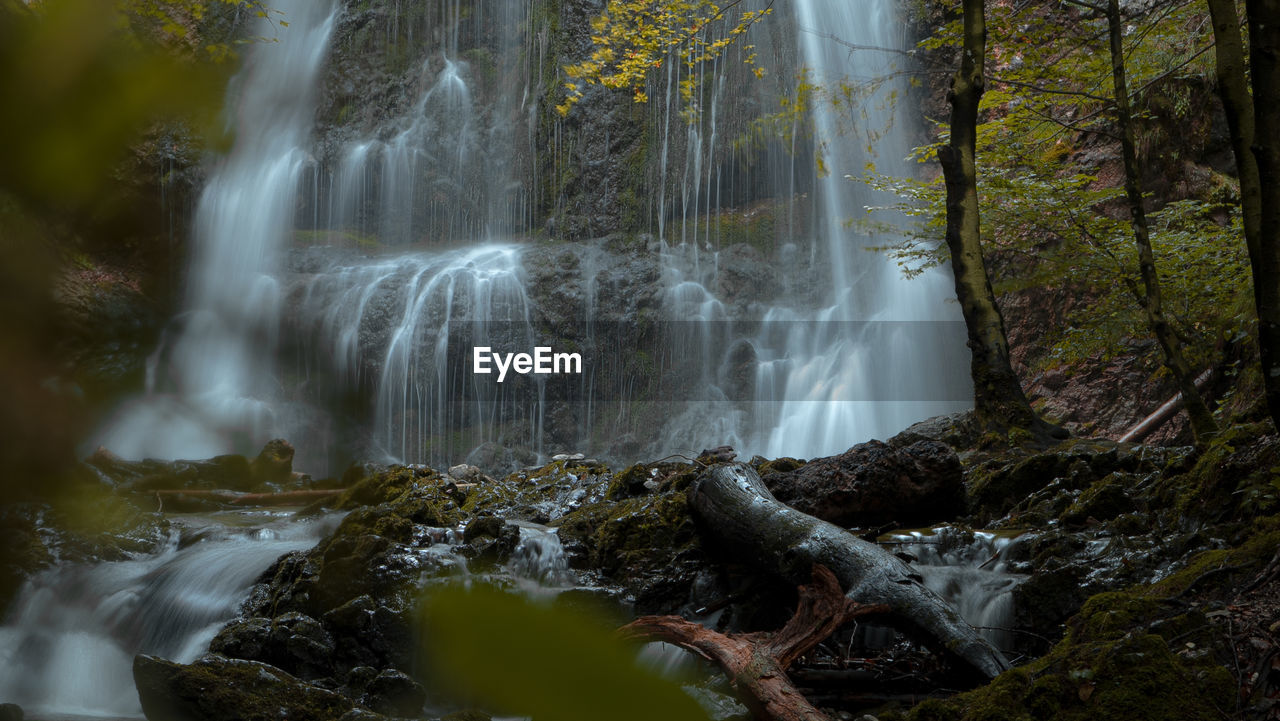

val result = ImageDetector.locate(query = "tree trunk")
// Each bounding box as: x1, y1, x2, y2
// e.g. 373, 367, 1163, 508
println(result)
936, 0, 1043, 432
1245, 0, 1280, 432
1105, 0, 1219, 444
689, 463, 1009, 680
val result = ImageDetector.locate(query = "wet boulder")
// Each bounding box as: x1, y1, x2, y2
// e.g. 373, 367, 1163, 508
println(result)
462, 516, 520, 564
323, 595, 415, 672
762, 439, 965, 527
0, 703, 21, 721
361, 668, 426, 717
133, 653, 365, 721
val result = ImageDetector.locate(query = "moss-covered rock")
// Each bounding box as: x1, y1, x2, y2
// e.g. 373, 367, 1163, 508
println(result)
904, 593, 1232, 721
133, 653, 367, 721
331, 465, 443, 510
1156, 422, 1280, 521
1059, 472, 1138, 525
967, 439, 1151, 524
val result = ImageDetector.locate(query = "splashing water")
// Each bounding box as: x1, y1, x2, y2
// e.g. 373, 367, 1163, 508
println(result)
0, 514, 336, 718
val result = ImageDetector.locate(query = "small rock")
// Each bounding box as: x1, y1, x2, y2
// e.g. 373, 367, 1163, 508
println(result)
697, 446, 737, 463
447, 464, 483, 482
551, 453, 584, 461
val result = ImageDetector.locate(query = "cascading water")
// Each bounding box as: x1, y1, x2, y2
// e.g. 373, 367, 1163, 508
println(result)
883, 527, 1027, 653
94, 0, 969, 473
655, 0, 971, 461
0, 514, 338, 717
96, 0, 339, 464
288, 245, 541, 468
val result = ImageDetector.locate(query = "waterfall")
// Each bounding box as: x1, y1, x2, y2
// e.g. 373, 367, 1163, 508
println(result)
655, 0, 971, 460
883, 527, 1026, 653
92, 0, 970, 474
289, 245, 539, 468
97, 0, 339, 463
0, 515, 336, 717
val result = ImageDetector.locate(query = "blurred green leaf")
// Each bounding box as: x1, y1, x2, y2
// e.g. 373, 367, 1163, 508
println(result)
419, 585, 711, 721
0, 0, 230, 208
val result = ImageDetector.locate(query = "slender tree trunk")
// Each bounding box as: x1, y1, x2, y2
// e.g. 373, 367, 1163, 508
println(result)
1105, 0, 1219, 444
1244, 0, 1280, 431
936, 0, 1044, 431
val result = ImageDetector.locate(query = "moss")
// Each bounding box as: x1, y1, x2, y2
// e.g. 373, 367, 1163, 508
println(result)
1064, 591, 1160, 643
332, 466, 438, 509
1059, 472, 1136, 525
911, 624, 1231, 721
460, 478, 523, 516
754, 456, 806, 476
591, 493, 699, 576
1160, 422, 1278, 520
333, 507, 415, 543
606, 463, 653, 500
967, 440, 1142, 522
1147, 523, 1280, 598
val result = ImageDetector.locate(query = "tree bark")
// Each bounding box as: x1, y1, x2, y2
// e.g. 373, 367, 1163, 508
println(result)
621, 566, 887, 721
1105, 0, 1219, 444
936, 0, 1043, 432
689, 463, 1009, 680
1245, 0, 1280, 432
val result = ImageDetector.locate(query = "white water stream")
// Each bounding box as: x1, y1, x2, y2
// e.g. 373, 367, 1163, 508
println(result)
0, 513, 338, 718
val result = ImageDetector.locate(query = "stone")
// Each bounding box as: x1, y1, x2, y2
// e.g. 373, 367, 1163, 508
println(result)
133, 653, 354, 721
0, 703, 23, 721
362, 668, 426, 717
762, 439, 965, 527
447, 464, 482, 482
210, 617, 272, 661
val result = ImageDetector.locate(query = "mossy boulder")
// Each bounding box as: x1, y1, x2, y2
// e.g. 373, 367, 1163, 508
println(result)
1059, 472, 1138, 525
133, 653, 368, 721
331, 465, 444, 510
904, 592, 1232, 721
249, 438, 295, 488
967, 439, 1150, 524
554, 487, 704, 611
763, 440, 965, 527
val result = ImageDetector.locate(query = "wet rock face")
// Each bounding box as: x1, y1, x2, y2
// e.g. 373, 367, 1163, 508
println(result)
761, 439, 966, 528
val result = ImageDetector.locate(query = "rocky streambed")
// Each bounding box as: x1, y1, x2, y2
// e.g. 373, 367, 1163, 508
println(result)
3, 415, 1279, 720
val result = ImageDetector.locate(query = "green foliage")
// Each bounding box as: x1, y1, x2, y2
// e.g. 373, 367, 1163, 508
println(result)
0, 0, 247, 208
419, 585, 710, 721
866, 0, 1250, 373
557, 0, 772, 119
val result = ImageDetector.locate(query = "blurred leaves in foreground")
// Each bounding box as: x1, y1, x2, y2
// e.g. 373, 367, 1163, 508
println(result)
0, 0, 234, 210
419, 585, 711, 721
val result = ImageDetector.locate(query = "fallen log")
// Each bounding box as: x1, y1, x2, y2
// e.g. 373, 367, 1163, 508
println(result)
1118, 368, 1212, 443
621, 565, 887, 721
689, 463, 1009, 680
